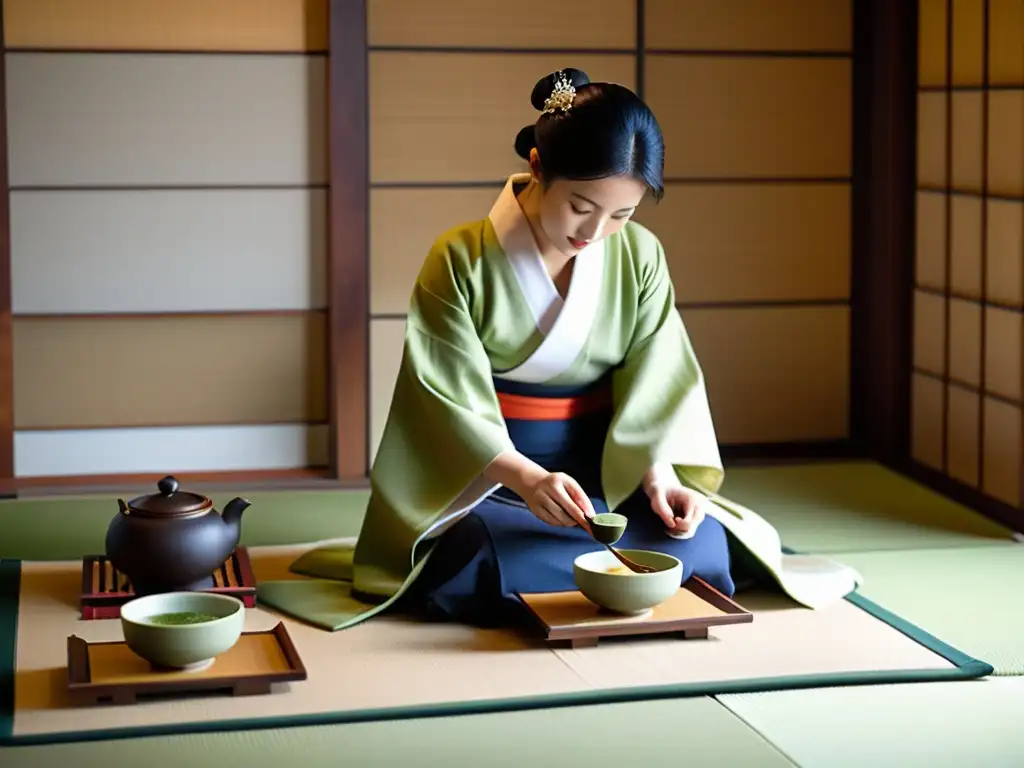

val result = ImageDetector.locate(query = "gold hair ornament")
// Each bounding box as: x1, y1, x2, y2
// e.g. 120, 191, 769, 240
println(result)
543, 71, 576, 114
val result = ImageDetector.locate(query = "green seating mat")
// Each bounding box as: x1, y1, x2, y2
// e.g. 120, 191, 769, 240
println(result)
0, 698, 794, 768
720, 677, 1024, 767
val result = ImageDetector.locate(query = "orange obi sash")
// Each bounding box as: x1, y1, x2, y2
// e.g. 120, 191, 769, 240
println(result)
496, 385, 613, 421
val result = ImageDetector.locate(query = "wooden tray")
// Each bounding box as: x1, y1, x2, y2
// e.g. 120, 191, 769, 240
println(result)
66, 622, 307, 706
79, 547, 258, 620
518, 577, 753, 648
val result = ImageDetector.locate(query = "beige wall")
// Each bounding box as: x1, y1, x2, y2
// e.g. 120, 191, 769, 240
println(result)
368, 0, 853, 458
3, 0, 330, 478
913, 0, 1023, 506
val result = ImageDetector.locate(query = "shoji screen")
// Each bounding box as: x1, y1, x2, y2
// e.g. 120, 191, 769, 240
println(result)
366, 0, 853, 463
3, 0, 329, 481
913, 0, 1023, 509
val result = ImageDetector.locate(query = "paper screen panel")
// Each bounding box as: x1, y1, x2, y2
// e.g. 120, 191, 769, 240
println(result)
946, 384, 980, 487
950, 194, 983, 298
989, 0, 1024, 85
913, 290, 946, 375
983, 399, 1023, 506
2, 0, 328, 52
13, 314, 327, 429
918, 0, 948, 87
911, 373, 945, 470
644, 56, 850, 179
916, 191, 947, 289
634, 183, 850, 303
948, 298, 982, 387
371, 187, 499, 314
369, 52, 635, 183
369, 319, 406, 460
986, 200, 1024, 308
680, 306, 849, 443
916, 93, 948, 187
11, 189, 327, 314
14, 425, 329, 478
951, 0, 985, 86
987, 90, 1024, 198
643, 0, 851, 52
950, 91, 984, 193
367, 0, 635, 49
984, 308, 1022, 402
5, 53, 327, 187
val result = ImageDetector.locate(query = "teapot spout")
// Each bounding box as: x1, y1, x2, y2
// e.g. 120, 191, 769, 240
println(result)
222, 496, 251, 529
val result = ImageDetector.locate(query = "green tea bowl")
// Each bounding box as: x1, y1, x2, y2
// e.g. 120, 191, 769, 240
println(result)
573, 549, 683, 615
120, 592, 245, 670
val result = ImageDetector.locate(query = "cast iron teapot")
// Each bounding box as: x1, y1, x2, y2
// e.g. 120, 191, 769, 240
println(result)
105, 475, 251, 597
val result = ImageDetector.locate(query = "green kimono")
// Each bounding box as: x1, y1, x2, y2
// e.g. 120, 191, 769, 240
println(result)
256, 174, 862, 630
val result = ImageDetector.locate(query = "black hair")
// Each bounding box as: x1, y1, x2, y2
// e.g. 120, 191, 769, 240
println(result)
514, 68, 665, 201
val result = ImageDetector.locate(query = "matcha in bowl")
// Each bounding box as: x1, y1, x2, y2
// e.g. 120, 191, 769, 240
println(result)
120, 591, 245, 671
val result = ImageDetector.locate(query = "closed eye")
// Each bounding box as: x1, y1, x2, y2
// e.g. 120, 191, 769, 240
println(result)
570, 202, 591, 215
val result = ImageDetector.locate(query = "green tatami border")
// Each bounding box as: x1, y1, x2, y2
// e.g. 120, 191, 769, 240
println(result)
0, 554, 993, 748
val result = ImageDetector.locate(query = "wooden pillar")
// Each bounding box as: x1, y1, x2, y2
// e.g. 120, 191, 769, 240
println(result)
326, 0, 370, 481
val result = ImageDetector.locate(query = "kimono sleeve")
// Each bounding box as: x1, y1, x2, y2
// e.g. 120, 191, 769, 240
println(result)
351, 234, 515, 597
604, 227, 725, 512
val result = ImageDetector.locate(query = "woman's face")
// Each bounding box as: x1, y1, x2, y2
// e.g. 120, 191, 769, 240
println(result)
529, 150, 648, 258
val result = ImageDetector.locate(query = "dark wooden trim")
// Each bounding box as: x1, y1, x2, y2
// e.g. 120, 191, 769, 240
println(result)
720, 440, 862, 466
917, 185, 1024, 203
848, 0, 917, 463
10, 183, 328, 192
6, 468, 363, 500
0, 3, 13, 486
369, 45, 635, 56
643, 49, 851, 59
890, 457, 1023, 533
918, 83, 1023, 91
5, 48, 328, 56
327, 0, 369, 480
941, 0, 953, 473
14, 309, 325, 321
914, 284, 1022, 313
977, 0, 991, 493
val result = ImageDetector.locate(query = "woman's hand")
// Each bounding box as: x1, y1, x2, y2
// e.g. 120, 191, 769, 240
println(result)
484, 451, 595, 528
644, 462, 707, 538
521, 471, 596, 528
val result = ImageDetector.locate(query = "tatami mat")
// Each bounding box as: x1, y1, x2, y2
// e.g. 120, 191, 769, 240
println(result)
1, 461, 1015, 562
834, 545, 1024, 675
720, 461, 1015, 553
719, 677, 1024, 767
0, 697, 794, 768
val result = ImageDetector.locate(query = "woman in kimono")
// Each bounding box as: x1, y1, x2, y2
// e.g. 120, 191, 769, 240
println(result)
258, 69, 860, 631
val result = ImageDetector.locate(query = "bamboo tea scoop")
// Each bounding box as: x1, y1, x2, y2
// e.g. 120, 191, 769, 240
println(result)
581, 513, 658, 574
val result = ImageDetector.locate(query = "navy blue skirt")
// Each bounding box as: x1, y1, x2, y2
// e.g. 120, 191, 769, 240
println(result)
399, 377, 751, 626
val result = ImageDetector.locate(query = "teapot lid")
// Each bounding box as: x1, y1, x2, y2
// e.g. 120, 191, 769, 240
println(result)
128, 476, 211, 517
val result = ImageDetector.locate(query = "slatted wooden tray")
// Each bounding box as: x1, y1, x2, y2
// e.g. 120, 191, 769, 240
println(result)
66, 622, 307, 706
518, 577, 753, 648
79, 547, 257, 619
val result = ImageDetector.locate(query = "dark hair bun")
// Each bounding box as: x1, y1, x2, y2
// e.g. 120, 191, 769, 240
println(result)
529, 68, 591, 111
515, 69, 591, 159
514, 125, 536, 160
